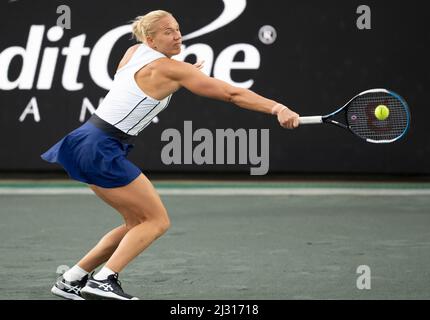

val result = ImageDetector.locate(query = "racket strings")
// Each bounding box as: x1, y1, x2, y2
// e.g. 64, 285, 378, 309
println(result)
347, 92, 409, 142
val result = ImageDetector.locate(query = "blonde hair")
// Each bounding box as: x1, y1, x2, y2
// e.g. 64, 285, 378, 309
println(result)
131, 10, 172, 43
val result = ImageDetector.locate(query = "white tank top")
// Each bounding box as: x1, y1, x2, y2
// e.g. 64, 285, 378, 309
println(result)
95, 44, 172, 136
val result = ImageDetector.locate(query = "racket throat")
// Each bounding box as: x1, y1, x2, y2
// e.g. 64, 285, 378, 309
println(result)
325, 119, 349, 129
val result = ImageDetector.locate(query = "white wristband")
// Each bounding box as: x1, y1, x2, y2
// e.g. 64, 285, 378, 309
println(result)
271, 103, 287, 115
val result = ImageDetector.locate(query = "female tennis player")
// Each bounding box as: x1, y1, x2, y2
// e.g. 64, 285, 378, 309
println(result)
42, 10, 299, 300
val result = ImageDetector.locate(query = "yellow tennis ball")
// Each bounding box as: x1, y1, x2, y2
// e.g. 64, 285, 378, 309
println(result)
374, 104, 390, 120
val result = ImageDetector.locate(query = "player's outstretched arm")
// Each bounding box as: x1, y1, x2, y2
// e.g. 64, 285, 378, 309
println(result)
159, 58, 300, 129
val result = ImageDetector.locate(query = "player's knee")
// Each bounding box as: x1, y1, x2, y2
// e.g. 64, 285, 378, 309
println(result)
163, 216, 171, 232
157, 216, 171, 235
152, 213, 171, 237
154, 206, 170, 230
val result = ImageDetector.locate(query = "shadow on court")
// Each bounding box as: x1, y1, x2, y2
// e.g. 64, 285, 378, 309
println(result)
1, 182, 430, 300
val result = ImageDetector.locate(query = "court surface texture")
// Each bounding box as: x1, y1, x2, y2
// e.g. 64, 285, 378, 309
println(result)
1, 180, 429, 300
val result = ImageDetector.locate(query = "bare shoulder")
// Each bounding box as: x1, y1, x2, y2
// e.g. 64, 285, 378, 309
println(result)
150, 58, 196, 79
125, 44, 140, 55
151, 57, 185, 69
117, 44, 141, 70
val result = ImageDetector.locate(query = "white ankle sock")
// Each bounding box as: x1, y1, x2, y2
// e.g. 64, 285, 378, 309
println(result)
94, 266, 116, 280
63, 265, 89, 282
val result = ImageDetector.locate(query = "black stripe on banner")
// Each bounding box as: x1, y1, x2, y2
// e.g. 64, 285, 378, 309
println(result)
0, 300, 415, 318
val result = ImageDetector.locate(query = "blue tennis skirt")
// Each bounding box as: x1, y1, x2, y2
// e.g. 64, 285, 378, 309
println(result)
41, 116, 141, 188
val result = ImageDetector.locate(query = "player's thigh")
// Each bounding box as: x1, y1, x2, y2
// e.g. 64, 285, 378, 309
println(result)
89, 173, 169, 223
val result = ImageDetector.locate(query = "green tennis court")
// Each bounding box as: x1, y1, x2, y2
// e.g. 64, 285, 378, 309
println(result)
1, 180, 429, 299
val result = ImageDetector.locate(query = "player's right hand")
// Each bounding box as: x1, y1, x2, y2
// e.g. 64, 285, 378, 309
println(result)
278, 106, 300, 129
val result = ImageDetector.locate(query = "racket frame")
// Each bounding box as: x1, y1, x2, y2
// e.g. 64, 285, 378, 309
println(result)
298, 88, 410, 143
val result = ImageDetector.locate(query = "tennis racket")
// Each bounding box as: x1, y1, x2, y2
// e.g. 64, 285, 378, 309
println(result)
298, 89, 410, 143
